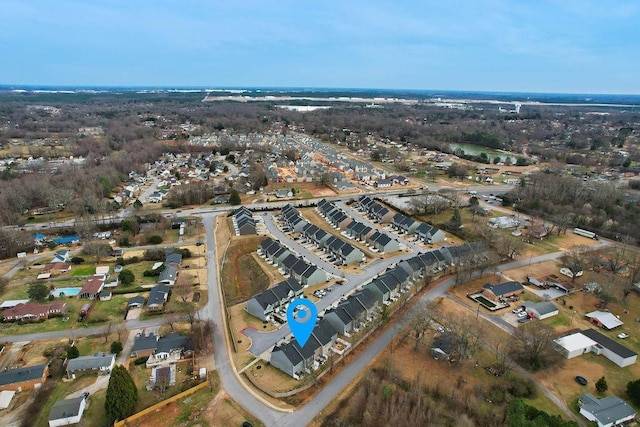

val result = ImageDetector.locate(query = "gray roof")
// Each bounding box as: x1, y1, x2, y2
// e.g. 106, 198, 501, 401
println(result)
523, 301, 558, 316
0, 364, 47, 386
164, 253, 182, 266
581, 328, 637, 359
579, 394, 636, 425
483, 281, 524, 296
148, 284, 170, 306
159, 265, 178, 283
66, 354, 115, 372
48, 397, 85, 421
132, 332, 158, 352
128, 295, 145, 307
156, 333, 191, 354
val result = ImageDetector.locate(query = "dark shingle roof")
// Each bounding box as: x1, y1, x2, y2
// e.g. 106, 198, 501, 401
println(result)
0, 364, 47, 386
581, 328, 638, 359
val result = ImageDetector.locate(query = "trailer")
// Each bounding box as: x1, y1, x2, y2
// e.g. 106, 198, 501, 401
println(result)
573, 227, 599, 240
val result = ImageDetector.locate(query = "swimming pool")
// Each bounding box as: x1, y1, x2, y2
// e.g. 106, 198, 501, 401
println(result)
50, 287, 82, 297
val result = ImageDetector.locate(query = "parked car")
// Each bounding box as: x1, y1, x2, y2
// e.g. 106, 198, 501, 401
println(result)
512, 308, 523, 314
517, 317, 531, 324
575, 376, 588, 386
81, 391, 90, 399
618, 332, 629, 339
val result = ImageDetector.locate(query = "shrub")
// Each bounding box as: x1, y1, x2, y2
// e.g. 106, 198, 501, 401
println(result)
70, 257, 85, 265
133, 356, 148, 365
147, 235, 163, 245
119, 269, 135, 286
110, 341, 123, 355
67, 346, 80, 359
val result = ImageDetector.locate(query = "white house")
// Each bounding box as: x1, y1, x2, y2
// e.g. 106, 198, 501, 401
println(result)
522, 301, 558, 320
578, 394, 636, 427
48, 396, 87, 427
553, 329, 637, 368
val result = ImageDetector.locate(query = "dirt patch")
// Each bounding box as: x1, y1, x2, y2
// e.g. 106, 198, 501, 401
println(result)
203, 389, 264, 427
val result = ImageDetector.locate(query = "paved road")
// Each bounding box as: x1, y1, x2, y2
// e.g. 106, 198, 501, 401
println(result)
0, 316, 181, 343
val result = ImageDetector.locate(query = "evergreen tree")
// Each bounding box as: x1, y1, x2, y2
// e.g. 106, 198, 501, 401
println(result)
627, 379, 640, 406
67, 346, 79, 359
105, 365, 138, 424
596, 376, 608, 393
229, 189, 241, 205
28, 282, 49, 302
110, 341, 123, 355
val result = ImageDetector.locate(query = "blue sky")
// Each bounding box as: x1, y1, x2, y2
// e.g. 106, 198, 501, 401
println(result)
1, 0, 639, 93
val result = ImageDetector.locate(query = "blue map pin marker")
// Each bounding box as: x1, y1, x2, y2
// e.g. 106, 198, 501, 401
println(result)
287, 298, 318, 347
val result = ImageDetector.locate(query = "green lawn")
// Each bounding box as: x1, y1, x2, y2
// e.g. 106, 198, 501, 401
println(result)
122, 261, 159, 285
71, 265, 97, 276
32, 376, 95, 427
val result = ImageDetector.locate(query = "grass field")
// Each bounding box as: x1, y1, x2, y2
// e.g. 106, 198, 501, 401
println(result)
71, 265, 96, 276
220, 233, 269, 306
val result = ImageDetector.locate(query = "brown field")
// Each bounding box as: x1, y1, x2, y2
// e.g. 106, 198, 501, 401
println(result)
312, 296, 568, 426
219, 226, 269, 306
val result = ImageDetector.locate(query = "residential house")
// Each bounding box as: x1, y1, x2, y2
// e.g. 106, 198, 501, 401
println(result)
325, 289, 379, 335
131, 332, 159, 358
98, 291, 112, 301
146, 333, 193, 367
246, 278, 303, 321
578, 394, 636, 427
374, 179, 392, 188
522, 301, 558, 320
42, 262, 71, 276
275, 189, 293, 198
391, 213, 420, 235
1, 301, 67, 322
66, 353, 116, 378
158, 265, 178, 286
270, 319, 338, 379
48, 396, 87, 427
78, 277, 104, 299
300, 265, 327, 287
164, 253, 183, 267
127, 296, 145, 309
431, 332, 456, 361
147, 284, 170, 311
51, 250, 70, 263
232, 207, 256, 236
585, 311, 624, 330
366, 231, 400, 254
553, 329, 637, 367
338, 243, 364, 266
415, 223, 446, 244
0, 364, 48, 391
482, 281, 525, 302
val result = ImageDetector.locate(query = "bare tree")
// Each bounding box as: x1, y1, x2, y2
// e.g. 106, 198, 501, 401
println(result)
509, 322, 563, 371
563, 245, 588, 282
405, 302, 437, 351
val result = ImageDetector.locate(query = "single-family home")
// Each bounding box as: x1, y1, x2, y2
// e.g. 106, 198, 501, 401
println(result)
147, 284, 170, 310
66, 353, 116, 378
482, 281, 525, 302
127, 296, 145, 309
578, 394, 636, 427
51, 250, 70, 264
158, 265, 178, 286
146, 333, 193, 367
585, 311, 624, 330
431, 332, 456, 361
78, 278, 104, 300
42, 262, 71, 276
522, 301, 558, 320
48, 396, 87, 427
0, 364, 48, 391
131, 332, 159, 358
553, 329, 637, 367
164, 253, 183, 267
1, 301, 67, 322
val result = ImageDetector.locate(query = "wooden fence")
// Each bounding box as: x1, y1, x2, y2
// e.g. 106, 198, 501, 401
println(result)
113, 381, 209, 427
